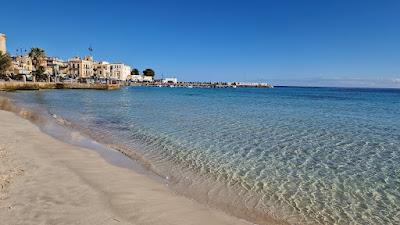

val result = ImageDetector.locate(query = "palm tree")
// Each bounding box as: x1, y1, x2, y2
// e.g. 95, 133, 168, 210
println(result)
28, 48, 47, 82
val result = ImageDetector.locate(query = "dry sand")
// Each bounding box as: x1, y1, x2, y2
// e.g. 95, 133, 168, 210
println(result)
0, 109, 253, 225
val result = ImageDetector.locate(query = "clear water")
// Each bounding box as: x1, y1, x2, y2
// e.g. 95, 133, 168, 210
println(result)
3, 87, 400, 224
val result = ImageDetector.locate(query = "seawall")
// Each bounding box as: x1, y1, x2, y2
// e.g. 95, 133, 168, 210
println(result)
0, 82, 120, 91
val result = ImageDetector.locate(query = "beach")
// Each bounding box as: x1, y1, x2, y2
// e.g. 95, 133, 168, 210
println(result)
0, 109, 253, 225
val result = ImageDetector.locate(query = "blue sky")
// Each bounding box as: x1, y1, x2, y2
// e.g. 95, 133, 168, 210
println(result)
1, 0, 400, 87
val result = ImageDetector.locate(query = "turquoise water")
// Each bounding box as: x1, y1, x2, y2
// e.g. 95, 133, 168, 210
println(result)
4, 87, 400, 224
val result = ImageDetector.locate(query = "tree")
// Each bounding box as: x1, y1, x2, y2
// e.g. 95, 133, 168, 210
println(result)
143, 68, 155, 77
28, 48, 47, 81
131, 68, 139, 75
35, 66, 47, 81
0, 51, 12, 79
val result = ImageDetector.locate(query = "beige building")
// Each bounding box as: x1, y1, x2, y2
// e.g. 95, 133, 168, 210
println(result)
110, 63, 131, 80
46, 57, 68, 76
0, 33, 6, 54
68, 58, 131, 80
93, 61, 111, 79
12, 55, 33, 75
68, 56, 94, 78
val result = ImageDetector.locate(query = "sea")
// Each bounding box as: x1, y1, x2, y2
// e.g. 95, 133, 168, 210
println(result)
2, 86, 400, 224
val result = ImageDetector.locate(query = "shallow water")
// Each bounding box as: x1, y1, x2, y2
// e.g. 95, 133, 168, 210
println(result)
3, 87, 400, 224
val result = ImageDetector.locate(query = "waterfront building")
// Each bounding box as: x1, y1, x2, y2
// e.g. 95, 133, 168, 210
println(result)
93, 61, 111, 79
129, 74, 144, 82
142, 75, 154, 82
46, 57, 68, 77
68, 56, 94, 78
12, 55, 33, 75
110, 63, 131, 80
0, 33, 6, 53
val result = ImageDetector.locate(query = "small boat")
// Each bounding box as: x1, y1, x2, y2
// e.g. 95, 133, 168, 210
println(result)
187, 85, 193, 88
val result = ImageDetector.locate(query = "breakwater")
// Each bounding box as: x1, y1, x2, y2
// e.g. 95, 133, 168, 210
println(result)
131, 81, 273, 88
0, 81, 120, 91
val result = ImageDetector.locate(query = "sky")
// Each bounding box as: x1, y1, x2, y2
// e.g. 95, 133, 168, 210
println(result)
1, 0, 400, 87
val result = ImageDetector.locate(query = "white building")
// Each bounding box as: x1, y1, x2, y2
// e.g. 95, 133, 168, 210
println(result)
110, 63, 131, 81
93, 61, 111, 79
142, 75, 154, 82
162, 77, 178, 84
130, 75, 144, 82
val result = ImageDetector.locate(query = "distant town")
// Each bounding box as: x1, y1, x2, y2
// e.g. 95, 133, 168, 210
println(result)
0, 33, 272, 89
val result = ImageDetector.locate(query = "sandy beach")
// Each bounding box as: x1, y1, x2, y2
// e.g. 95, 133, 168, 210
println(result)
0, 109, 253, 225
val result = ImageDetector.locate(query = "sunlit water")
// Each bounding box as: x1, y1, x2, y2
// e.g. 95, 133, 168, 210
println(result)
3, 87, 400, 224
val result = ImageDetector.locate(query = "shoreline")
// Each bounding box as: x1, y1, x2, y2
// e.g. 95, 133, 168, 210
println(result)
0, 109, 256, 225
0, 94, 293, 225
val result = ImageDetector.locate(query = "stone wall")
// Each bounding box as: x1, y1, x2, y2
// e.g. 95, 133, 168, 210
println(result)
0, 82, 120, 91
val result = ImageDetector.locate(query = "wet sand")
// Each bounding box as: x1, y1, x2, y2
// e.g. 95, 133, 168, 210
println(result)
0, 109, 253, 225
